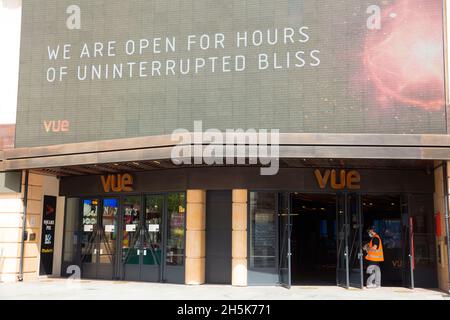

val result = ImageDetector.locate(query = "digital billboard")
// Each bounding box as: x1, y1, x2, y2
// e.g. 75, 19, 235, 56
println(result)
15, 0, 446, 147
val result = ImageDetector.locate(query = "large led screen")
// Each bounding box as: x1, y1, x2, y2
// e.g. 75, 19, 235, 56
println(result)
15, 0, 446, 147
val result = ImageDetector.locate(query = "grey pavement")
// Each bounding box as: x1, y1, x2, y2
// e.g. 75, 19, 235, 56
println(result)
0, 278, 449, 300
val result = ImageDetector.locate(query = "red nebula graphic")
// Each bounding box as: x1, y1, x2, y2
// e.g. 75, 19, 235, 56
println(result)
364, 0, 445, 110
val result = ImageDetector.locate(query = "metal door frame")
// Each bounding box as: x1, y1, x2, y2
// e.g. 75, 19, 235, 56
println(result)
98, 197, 119, 280
401, 194, 415, 289
119, 193, 144, 281
278, 192, 292, 288
79, 197, 102, 279
347, 194, 363, 289
336, 193, 350, 288
119, 193, 178, 282
141, 193, 165, 283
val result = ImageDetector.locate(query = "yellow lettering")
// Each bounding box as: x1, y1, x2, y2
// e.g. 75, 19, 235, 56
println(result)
122, 174, 133, 192
111, 174, 122, 192
330, 169, 346, 190
101, 173, 134, 193
347, 170, 361, 190
101, 175, 111, 193
314, 169, 330, 189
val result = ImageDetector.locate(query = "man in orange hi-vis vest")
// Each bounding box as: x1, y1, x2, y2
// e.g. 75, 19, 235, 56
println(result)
363, 227, 384, 288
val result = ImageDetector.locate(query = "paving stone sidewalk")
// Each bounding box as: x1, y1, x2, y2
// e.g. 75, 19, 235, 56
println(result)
0, 278, 449, 300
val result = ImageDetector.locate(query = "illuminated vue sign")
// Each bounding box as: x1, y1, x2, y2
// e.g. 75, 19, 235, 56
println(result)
15, 0, 445, 148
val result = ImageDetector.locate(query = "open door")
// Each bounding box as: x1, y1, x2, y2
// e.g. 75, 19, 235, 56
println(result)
278, 192, 291, 288
347, 194, 363, 288
336, 194, 349, 288
336, 194, 363, 289
401, 195, 414, 289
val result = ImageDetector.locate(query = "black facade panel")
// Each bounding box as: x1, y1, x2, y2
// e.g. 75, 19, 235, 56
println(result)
59, 167, 434, 197
205, 190, 232, 284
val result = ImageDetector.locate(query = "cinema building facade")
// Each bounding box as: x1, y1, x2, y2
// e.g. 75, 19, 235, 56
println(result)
0, 0, 450, 292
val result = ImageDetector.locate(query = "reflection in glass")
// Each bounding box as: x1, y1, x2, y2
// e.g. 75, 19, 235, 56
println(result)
63, 198, 79, 264
249, 192, 276, 268
99, 198, 118, 264
144, 195, 163, 265
166, 193, 185, 266
122, 196, 141, 265
81, 199, 99, 263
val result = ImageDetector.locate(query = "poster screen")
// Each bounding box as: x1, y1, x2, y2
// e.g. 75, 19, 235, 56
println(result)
39, 195, 57, 276
15, 0, 446, 147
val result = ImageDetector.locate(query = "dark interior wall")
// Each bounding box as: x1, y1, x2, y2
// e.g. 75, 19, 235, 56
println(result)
205, 190, 232, 284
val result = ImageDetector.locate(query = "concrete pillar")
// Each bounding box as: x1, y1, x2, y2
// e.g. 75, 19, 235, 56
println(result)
185, 189, 206, 285
232, 189, 247, 286
434, 161, 450, 292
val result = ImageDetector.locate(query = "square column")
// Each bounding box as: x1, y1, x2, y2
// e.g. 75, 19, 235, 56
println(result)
232, 189, 248, 286
185, 189, 206, 285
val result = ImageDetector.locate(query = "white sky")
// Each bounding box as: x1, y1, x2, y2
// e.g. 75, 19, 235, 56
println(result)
0, 0, 21, 125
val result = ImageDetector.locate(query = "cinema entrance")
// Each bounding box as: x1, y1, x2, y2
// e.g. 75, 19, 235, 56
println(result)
62, 192, 186, 284
278, 192, 421, 289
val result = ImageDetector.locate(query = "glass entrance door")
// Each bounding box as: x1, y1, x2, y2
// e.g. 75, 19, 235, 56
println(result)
336, 194, 363, 289
81, 198, 99, 278
121, 194, 165, 282
121, 195, 142, 281
80, 198, 117, 279
141, 195, 164, 282
336, 194, 349, 288
98, 198, 118, 279
348, 194, 363, 288
278, 193, 291, 288
401, 195, 414, 288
